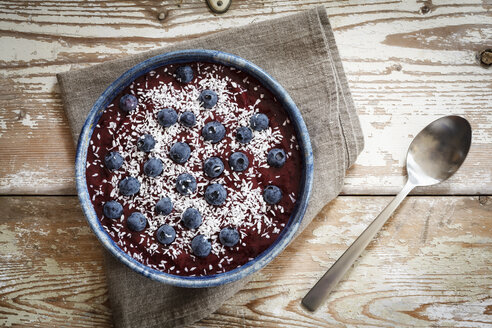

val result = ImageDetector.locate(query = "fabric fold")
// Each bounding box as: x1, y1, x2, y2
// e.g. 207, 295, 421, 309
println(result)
57, 6, 363, 328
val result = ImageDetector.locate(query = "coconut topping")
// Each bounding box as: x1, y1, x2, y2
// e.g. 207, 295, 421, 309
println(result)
85, 62, 302, 276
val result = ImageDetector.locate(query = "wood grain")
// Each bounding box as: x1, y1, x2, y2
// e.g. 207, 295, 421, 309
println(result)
1, 195, 490, 327
1, 2, 491, 326
0, 197, 110, 327
0, 0, 491, 195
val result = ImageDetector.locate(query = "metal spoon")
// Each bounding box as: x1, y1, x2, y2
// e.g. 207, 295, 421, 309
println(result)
302, 115, 472, 312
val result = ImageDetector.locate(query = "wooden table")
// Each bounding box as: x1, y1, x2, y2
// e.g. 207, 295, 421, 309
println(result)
1, 1, 491, 327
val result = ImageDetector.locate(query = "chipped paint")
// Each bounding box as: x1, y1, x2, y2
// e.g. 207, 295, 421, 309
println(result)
0, 164, 75, 193
0, 225, 21, 259
20, 113, 37, 129
43, 258, 75, 275
0, 1, 489, 196
0, 1, 491, 326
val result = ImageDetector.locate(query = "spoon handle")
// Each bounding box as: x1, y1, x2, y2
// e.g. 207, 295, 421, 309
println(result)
302, 180, 415, 312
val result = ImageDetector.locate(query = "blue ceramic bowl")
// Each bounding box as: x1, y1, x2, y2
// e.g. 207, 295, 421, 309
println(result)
76, 49, 313, 288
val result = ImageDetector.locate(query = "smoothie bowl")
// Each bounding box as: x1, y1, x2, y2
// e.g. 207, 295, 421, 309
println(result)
75, 50, 313, 287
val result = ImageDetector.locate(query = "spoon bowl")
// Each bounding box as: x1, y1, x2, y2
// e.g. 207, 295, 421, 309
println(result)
302, 115, 472, 311
407, 115, 472, 186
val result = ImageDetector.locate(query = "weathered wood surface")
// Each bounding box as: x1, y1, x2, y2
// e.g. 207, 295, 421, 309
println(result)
1, 1, 491, 327
1, 195, 491, 327
0, 0, 491, 195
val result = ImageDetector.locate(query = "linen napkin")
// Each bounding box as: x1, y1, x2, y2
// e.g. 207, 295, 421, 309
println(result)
57, 6, 364, 328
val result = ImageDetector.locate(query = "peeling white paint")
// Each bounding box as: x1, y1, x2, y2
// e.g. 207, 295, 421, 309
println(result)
0, 1, 490, 196
20, 113, 37, 129
0, 164, 75, 193
0, 114, 6, 138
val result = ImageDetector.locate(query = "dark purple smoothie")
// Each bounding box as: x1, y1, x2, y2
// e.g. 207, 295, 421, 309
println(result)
85, 62, 303, 276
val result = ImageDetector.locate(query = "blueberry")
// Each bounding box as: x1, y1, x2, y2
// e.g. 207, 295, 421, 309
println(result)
127, 212, 147, 232
103, 200, 123, 219
229, 152, 249, 172
191, 234, 211, 258
176, 173, 197, 195
202, 121, 225, 143
219, 227, 240, 247
175, 66, 194, 83
250, 113, 269, 131
181, 208, 202, 230
267, 148, 286, 168
155, 197, 173, 215
104, 151, 124, 171
137, 134, 155, 152
236, 126, 253, 144
204, 183, 227, 206
203, 157, 224, 178
119, 177, 140, 196
119, 94, 138, 113
179, 111, 196, 127
156, 224, 176, 245
199, 90, 218, 109
157, 108, 178, 127
169, 142, 191, 164
263, 185, 282, 204
143, 158, 163, 177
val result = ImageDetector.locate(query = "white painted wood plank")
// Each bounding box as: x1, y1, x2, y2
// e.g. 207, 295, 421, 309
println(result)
1, 195, 490, 326
0, 0, 490, 195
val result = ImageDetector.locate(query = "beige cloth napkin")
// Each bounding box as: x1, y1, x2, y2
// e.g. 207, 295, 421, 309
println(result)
57, 6, 363, 328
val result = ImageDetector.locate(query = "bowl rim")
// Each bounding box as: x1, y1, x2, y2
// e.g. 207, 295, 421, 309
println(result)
75, 49, 313, 287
